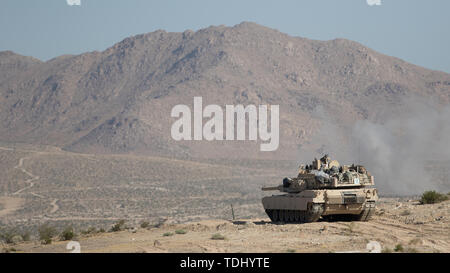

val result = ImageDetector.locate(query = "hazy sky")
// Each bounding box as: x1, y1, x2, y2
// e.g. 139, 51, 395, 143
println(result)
1, 0, 449, 73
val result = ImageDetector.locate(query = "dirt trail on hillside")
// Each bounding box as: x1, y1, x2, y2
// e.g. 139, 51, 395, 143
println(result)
1, 145, 79, 217
0, 146, 48, 217
12, 156, 40, 195
49, 199, 59, 214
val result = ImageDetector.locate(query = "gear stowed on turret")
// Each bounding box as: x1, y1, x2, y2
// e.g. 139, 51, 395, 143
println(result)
261, 155, 378, 223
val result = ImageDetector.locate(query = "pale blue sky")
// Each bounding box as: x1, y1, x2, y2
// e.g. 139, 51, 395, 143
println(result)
0, 0, 449, 73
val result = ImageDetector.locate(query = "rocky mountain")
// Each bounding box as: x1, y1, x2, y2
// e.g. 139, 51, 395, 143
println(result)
1, 22, 449, 159
0, 51, 42, 83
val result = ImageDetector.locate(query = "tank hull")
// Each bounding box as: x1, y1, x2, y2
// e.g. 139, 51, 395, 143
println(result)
262, 188, 377, 223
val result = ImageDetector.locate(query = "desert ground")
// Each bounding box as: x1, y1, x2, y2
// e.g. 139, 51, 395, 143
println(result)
1, 142, 449, 253
6, 197, 450, 253
0, 142, 294, 230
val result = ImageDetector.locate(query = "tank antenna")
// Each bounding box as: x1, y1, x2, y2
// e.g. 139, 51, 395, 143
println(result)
230, 204, 235, 220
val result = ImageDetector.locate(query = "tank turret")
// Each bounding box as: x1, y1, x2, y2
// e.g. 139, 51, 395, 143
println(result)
262, 177, 307, 193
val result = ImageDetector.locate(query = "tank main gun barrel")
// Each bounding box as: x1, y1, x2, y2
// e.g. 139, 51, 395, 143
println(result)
261, 186, 282, 191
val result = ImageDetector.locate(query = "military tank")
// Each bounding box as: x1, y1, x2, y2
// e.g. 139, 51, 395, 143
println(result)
262, 155, 378, 223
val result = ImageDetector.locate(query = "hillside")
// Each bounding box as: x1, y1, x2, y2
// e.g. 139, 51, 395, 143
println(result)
1, 22, 449, 159
0, 142, 296, 231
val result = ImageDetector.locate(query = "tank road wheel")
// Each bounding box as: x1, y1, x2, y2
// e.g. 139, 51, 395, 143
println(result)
280, 210, 288, 222
299, 211, 306, 223
283, 210, 289, 223
277, 210, 283, 222
288, 210, 295, 222
276, 210, 282, 222
286, 210, 292, 222
278, 210, 285, 222
272, 210, 279, 222
294, 210, 301, 222
285, 210, 291, 222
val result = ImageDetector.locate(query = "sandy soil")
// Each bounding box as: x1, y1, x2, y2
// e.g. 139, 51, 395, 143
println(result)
10, 198, 449, 253
0, 197, 24, 218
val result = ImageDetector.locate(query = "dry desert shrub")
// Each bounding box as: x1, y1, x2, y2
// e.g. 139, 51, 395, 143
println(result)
211, 233, 226, 240
175, 229, 187, 235
60, 226, 76, 241
38, 224, 56, 245
420, 191, 448, 204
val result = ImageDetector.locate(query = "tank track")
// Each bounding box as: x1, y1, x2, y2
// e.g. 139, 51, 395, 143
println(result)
267, 202, 376, 223
265, 204, 324, 223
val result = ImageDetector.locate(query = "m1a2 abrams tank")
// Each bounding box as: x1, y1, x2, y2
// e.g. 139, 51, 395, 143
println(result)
262, 155, 378, 223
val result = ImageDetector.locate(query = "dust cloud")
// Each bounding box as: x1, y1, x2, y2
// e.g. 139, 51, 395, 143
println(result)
300, 97, 450, 196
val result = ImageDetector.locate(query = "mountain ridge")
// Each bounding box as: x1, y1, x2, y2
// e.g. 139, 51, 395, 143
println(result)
1, 22, 449, 159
